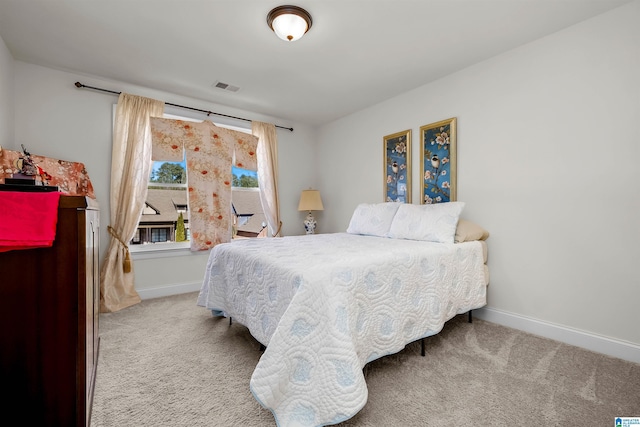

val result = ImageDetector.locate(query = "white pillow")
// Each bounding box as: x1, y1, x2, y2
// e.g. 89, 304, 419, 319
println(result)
346, 202, 401, 237
387, 202, 465, 243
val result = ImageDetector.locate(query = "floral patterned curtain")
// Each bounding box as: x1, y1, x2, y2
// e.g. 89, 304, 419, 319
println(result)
150, 117, 258, 250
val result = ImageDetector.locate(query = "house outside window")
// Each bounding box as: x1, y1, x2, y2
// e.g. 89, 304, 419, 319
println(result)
231, 182, 266, 238
133, 186, 189, 246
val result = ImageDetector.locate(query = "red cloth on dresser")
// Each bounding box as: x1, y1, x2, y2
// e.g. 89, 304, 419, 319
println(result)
0, 191, 62, 252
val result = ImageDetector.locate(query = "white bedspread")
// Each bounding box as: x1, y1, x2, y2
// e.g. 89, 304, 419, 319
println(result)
197, 233, 487, 427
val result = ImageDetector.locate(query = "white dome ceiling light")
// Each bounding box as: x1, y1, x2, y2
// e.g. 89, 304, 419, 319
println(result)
267, 5, 312, 42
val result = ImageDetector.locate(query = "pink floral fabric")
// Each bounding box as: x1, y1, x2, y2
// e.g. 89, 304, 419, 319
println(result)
0, 148, 95, 198
150, 118, 258, 251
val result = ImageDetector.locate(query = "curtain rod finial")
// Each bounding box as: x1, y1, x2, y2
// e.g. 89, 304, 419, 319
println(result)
74, 82, 83, 88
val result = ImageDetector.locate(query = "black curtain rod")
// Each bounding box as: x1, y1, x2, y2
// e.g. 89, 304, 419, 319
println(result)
74, 82, 294, 132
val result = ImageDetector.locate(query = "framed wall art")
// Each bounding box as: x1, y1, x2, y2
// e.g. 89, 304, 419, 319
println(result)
420, 117, 456, 204
383, 129, 411, 203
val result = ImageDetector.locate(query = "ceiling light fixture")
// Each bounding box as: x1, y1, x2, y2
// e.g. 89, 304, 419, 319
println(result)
267, 5, 312, 42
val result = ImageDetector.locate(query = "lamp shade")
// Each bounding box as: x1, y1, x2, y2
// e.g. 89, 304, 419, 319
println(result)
298, 189, 324, 211
267, 5, 312, 42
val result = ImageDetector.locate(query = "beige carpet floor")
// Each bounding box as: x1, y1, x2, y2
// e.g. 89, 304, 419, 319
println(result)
90, 292, 640, 426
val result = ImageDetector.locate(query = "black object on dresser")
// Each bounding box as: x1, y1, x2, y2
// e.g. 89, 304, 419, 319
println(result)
0, 195, 100, 426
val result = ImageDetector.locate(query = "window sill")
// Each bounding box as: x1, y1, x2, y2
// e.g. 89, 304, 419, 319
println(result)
130, 241, 200, 260
129, 238, 252, 260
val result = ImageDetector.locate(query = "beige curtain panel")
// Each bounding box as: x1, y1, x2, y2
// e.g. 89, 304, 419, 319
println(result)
252, 121, 281, 237
100, 93, 165, 313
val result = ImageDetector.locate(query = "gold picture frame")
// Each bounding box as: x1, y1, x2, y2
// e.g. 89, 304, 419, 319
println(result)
420, 117, 457, 204
383, 129, 411, 203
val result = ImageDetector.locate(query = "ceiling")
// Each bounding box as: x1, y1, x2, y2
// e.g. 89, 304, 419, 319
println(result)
0, 0, 631, 127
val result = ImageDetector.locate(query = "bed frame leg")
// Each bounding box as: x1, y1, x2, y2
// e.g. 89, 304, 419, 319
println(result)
229, 317, 232, 326
468, 310, 472, 323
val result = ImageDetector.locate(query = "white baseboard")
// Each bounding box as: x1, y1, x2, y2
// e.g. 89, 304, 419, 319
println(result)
474, 307, 640, 365
136, 281, 202, 300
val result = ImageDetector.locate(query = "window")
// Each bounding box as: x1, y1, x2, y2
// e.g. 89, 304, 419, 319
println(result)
151, 228, 169, 243
131, 113, 265, 253
131, 156, 188, 247
231, 167, 266, 238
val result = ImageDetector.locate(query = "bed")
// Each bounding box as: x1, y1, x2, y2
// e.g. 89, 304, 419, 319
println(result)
197, 201, 489, 427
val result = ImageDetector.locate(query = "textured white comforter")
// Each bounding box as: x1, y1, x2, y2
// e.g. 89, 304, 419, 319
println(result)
197, 233, 487, 426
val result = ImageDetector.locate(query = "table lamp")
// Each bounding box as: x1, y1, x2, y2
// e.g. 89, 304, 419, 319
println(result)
297, 189, 324, 234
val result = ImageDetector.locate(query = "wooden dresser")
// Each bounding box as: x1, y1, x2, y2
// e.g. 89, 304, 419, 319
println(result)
0, 195, 100, 426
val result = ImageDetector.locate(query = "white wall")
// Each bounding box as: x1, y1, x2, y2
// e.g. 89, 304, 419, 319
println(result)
316, 1, 640, 350
6, 2, 639, 361
12, 62, 317, 297
0, 35, 13, 147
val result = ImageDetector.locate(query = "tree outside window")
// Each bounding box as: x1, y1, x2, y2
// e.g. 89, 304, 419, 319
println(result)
232, 166, 258, 188
151, 162, 186, 184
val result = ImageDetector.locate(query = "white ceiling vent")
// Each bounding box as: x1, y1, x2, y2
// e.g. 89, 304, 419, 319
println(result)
212, 81, 240, 92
